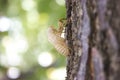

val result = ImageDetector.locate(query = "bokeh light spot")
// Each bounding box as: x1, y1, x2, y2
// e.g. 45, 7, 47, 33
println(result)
0, 17, 11, 32
7, 67, 20, 79
55, 0, 65, 6
48, 67, 66, 80
21, 0, 35, 11
38, 52, 53, 67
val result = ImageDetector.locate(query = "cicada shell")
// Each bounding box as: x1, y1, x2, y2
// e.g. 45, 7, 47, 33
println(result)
47, 26, 69, 56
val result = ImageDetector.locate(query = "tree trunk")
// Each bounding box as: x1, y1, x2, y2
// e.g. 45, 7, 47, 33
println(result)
65, 0, 120, 80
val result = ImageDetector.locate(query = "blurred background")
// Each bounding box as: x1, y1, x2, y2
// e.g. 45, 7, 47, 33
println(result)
0, 0, 66, 80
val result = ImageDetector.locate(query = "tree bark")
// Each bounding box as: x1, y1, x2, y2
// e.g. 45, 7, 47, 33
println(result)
65, 0, 120, 80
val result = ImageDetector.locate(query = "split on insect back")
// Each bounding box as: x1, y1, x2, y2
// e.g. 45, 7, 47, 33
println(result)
47, 18, 70, 56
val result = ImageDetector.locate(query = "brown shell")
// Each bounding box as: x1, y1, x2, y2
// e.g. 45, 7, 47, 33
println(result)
47, 26, 69, 56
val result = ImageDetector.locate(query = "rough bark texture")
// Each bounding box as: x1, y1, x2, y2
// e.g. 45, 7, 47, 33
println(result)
65, 0, 120, 80
65, 0, 90, 80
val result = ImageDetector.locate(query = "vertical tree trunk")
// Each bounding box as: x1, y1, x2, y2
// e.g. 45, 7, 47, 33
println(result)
65, 0, 120, 80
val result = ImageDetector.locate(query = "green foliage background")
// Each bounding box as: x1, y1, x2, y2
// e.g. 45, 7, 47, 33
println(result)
0, 0, 66, 80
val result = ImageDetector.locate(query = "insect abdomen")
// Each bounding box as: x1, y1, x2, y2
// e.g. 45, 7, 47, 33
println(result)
47, 27, 69, 56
